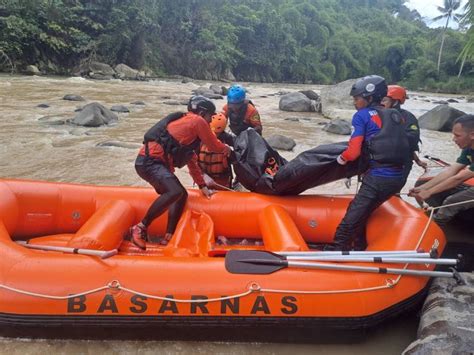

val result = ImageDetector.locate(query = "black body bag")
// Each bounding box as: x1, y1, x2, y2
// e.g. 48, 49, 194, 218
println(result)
273, 142, 367, 195
232, 129, 287, 194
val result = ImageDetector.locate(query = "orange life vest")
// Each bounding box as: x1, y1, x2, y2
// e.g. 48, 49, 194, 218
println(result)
198, 144, 230, 176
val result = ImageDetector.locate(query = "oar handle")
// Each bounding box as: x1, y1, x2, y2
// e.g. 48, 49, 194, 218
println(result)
286, 256, 459, 266
16, 241, 117, 259
287, 260, 457, 279
225, 250, 463, 282
281, 252, 432, 258
280, 249, 429, 256
100, 249, 119, 259
423, 155, 450, 167
212, 248, 438, 259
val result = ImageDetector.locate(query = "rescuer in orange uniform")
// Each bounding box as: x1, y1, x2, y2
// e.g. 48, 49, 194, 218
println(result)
130, 96, 231, 250
198, 113, 235, 189
382, 85, 427, 185
222, 85, 262, 136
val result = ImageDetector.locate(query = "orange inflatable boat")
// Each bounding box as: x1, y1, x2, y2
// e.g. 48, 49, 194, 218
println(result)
0, 179, 448, 336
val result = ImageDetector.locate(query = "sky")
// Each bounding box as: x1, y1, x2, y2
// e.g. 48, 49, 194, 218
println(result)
404, 0, 467, 28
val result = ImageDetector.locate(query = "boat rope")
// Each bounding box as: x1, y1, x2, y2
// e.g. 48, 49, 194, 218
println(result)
257, 280, 396, 294
0, 280, 256, 303
426, 198, 474, 211
417, 198, 474, 244
116, 282, 254, 303
0, 283, 111, 300
357, 198, 474, 291
0, 280, 254, 302
0, 278, 394, 301
1, 200, 471, 301
246, 198, 474, 296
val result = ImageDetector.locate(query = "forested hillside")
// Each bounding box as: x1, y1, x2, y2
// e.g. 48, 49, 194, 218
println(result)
0, 0, 472, 92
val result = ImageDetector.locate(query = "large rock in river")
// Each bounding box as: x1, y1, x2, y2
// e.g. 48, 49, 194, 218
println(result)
114, 63, 146, 80
71, 102, 118, 127
403, 273, 473, 355
192, 86, 224, 99
77, 61, 115, 80
110, 105, 130, 113
266, 134, 296, 151
279, 92, 312, 112
24, 65, 41, 75
323, 118, 351, 135
320, 78, 357, 120
299, 90, 319, 101
418, 105, 466, 132
63, 94, 85, 102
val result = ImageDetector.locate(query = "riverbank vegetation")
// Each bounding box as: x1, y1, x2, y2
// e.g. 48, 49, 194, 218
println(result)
0, 0, 472, 92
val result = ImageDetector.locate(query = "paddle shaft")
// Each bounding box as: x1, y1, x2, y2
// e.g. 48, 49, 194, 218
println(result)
213, 183, 234, 192
16, 241, 117, 259
424, 155, 450, 167
210, 249, 437, 258
286, 260, 455, 278
280, 251, 433, 258
285, 256, 457, 265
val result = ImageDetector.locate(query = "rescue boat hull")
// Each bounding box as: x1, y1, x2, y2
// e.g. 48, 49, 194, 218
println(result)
0, 179, 445, 337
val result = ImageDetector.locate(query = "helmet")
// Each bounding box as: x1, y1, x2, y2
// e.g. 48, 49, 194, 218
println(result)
350, 75, 387, 102
387, 85, 407, 104
188, 95, 216, 116
227, 85, 246, 104
210, 113, 228, 134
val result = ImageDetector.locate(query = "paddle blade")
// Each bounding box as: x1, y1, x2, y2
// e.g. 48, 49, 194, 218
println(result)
225, 250, 287, 274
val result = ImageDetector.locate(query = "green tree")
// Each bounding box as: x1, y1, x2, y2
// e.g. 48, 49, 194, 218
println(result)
433, 0, 463, 73
0, 0, 471, 91
457, 0, 474, 77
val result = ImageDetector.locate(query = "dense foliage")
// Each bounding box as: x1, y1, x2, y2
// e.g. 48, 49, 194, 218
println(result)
0, 0, 472, 92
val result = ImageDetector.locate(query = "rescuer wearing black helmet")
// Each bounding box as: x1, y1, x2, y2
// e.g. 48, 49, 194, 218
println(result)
129, 95, 232, 250
326, 75, 410, 251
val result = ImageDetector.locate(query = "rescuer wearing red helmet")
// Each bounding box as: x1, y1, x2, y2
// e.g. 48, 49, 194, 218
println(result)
382, 85, 427, 184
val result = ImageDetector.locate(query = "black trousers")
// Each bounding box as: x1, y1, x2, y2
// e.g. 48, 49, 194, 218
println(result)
135, 157, 187, 234
333, 174, 405, 250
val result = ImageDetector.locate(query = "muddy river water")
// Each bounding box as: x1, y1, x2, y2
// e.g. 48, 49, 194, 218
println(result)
0, 74, 472, 354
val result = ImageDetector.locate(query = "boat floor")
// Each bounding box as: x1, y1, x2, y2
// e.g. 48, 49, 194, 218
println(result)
118, 235, 320, 256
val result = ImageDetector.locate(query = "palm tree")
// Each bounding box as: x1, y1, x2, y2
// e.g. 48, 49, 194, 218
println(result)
457, 0, 474, 77
433, 0, 463, 73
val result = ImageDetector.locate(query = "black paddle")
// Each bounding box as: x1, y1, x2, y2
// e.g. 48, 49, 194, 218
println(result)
225, 250, 288, 274
224, 250, 465, 284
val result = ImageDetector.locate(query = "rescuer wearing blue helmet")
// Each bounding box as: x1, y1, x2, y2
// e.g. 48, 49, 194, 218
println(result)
223, 85, 262, 136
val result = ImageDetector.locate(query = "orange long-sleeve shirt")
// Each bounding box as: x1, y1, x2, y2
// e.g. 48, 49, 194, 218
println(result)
139, 112, 228, 186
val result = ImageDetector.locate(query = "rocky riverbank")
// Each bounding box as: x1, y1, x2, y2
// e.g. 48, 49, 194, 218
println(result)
403, 273, 474, 354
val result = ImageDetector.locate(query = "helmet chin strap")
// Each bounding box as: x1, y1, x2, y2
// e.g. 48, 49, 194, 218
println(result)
367, 97, 383, 108
201, 111, 212, 122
